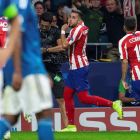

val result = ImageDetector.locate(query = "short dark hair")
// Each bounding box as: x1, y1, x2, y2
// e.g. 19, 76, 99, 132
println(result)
40, 12, 53, 23
71, 9, 83, 19
124, 16, 136, 31
34, 1, 45, 11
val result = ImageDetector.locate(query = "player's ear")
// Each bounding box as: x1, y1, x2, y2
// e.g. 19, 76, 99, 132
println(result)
78, 19, 82, 24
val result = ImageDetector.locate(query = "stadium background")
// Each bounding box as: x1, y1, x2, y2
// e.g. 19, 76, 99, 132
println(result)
10, 62, 140, 132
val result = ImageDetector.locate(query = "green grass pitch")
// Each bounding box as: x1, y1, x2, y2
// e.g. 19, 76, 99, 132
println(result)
6, 131, 140, 140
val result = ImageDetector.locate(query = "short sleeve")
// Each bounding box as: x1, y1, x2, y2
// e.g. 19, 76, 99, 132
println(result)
119, 39, 128, 59
62, 6, 68, 13
118, 79, 126, 93
67, 26, 83, 46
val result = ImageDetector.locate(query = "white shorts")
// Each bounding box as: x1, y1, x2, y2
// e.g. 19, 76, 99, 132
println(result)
0, 74, 53, 115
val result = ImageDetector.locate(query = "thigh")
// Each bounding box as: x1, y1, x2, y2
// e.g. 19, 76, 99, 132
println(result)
19, 74, 53, 113
49, 71, 64, 99
68, 66, 90, 93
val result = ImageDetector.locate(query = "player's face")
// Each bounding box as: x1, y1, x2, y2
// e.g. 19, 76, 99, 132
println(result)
91, 0, 101, 9
106, 0, 116, 13
40, 20, 51, 32
68, 13, 81, 28
35, 4, 45, 16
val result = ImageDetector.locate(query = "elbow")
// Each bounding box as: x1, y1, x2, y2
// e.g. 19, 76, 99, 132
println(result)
62, 43, 68, 49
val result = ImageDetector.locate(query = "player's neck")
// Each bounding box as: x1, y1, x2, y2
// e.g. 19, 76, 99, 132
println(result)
126, 30, 136, 34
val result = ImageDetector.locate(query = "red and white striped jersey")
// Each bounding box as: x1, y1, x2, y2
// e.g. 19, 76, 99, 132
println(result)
119, 31, 140, 81
67, 23, 89, 70
123, 0, 136, 19
0, 17, 8, 48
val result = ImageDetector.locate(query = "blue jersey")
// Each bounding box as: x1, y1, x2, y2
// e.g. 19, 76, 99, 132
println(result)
4, 0, 46, 85
0, 0, 18, 19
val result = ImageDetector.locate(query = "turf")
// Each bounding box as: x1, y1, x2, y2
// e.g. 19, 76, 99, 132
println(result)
8, 131, 140, 140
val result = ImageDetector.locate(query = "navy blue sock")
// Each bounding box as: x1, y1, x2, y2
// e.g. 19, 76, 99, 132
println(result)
0, 117, 12, 140
38, 118, 54, 140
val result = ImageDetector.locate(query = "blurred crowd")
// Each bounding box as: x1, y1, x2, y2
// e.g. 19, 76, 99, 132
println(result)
1, 0, 140, 61
31, 0, 140, 61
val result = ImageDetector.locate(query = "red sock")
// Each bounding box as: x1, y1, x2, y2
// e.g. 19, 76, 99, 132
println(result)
64, 87, 75, 125
93, 96, 113, 107
65, 106, 75, 125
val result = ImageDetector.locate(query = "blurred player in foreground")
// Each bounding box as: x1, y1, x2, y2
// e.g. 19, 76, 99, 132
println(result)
119, 16, 140, 105
0, 0, 54, 140
58, 9, 123, 132
0, 1, 19, 139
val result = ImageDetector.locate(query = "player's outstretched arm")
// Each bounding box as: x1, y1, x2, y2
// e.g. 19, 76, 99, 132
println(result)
7, 16, 20, 55
12, 33, 22, 91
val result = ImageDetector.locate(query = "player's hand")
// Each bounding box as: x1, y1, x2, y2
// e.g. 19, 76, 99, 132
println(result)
0, 48, 11, 66
122, 81, 131, 93
12, 72, 22, 91
61, 24, 69, 31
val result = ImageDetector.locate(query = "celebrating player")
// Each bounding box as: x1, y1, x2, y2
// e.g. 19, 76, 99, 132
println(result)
58, 9, 123, 132
0, 0, 54, 140
119, 16, 140, 99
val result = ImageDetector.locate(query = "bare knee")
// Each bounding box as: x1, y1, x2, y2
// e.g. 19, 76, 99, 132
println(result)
56, 98, 65, 106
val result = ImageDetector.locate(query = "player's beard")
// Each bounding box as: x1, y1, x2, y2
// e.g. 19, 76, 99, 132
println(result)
69, 23, 78, 28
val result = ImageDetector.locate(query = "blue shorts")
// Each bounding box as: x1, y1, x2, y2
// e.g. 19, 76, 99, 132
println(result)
66, 66, 90, 93
131, 80, 140, 100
